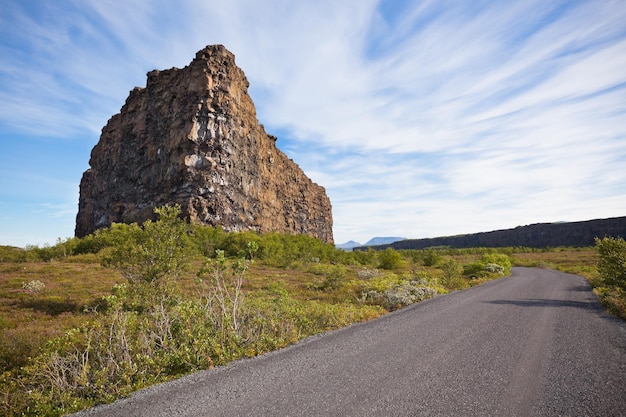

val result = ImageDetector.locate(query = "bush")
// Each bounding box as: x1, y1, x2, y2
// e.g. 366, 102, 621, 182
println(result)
59, 253, 102, 264
463, 253, 512, 278
0, 246, 39, 262
308, 264, 347, 291
72, 231, 115, 255
102, 205, 193, 284
439, 257, 464, 289
378, 248, 403, 270
422, 250, 442, 266
220, 232, 261, 258
463, 262, 486, 278
361, 280, 437, 311
480, 253, 512, 274
249, 233, 338, 268
350, 248, 377, 266
190, 225, 226, 257
596, 237, 626, 289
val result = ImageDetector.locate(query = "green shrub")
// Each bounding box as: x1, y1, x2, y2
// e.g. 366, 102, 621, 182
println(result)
463, 252, 512, 278
439, 257, 464, 289
220, 231, 261, 258
59, 253, 102, 264
463, 262, 487, 278
350, 248, 377, 266
360, 274, 400, 294
72, 231, 115, 255
190, 225, 226, 257
258, 233, 337, 267
596, 237, 626, 289
307, 264, 347, 291
422, 250, 443, 266
102, 205, 193, 284
0, 246, 38, 262
480, 253, 512, 274
378, 247, 403, 270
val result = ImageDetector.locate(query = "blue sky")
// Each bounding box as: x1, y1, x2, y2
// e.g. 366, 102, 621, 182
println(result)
1, 0, 625, 247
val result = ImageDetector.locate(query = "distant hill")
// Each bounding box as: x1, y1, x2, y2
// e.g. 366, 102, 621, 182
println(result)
357, 217, 626, 251
336, 237, 406, 251
364, 237, 406, 246
335, 241, 362, 251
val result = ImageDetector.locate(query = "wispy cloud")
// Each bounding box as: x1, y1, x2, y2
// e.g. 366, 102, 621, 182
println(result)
0, 0, 624, 246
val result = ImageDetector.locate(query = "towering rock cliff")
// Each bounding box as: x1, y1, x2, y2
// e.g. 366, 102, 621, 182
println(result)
76, 45, 333, 243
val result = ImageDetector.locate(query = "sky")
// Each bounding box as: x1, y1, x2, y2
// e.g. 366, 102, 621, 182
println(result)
1, 0, 625, 247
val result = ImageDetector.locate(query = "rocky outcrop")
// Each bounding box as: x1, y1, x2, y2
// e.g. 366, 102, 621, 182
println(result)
361, 217, 626, 250
76, 45, 333, 243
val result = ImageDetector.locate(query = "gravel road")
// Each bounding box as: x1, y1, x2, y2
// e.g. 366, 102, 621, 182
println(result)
71, 267, 626, 416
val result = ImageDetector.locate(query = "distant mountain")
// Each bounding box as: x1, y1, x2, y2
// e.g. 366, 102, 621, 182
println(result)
364, 237, 406, 246
335, 240, 362, 251
337, 237, 406, 251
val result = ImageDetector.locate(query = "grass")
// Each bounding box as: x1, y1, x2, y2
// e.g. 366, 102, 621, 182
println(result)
0, 256, 382, 378
0, 260, 124, 373
512, 247, 598, 270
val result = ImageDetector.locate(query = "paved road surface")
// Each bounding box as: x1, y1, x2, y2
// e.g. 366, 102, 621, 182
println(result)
73, 268, 626, 416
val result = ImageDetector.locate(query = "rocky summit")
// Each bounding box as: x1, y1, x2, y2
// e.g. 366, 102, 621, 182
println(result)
76, 45, 333, 243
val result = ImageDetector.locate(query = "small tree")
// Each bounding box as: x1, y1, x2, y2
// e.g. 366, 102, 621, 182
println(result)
103, 205, 192, 285
596, 237, 626, 289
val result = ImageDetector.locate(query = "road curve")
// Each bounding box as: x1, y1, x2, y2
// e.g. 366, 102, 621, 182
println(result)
72, 268, 626, 417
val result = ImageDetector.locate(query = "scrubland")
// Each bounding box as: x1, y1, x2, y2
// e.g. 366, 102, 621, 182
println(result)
1, 206, 623, 416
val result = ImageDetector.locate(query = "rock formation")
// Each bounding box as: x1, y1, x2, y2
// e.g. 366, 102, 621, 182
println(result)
76, 45, 333, 243
360, 216, 626, 250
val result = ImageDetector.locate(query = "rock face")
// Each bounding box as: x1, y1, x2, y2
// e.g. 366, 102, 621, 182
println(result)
76, 45, 333, 243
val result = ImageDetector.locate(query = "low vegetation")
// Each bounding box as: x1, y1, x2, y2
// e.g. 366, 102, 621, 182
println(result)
0, 206, 623, 416
592, 237, 626, 318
